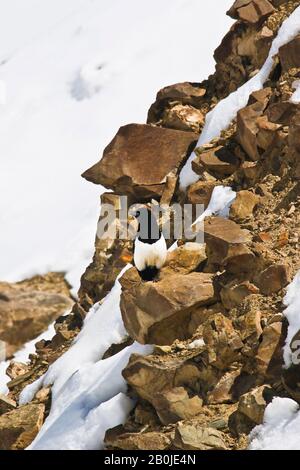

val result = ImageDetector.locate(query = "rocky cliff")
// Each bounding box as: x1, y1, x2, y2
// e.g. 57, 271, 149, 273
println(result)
1, 0, 300, 450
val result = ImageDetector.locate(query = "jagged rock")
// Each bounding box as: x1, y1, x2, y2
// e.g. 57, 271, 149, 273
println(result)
288, 110, 300, 178
105, 425, 173, 450
193, 146, 240, 178
34, 387, 51, 404
188, 303, 225, 336
122, 353, 202, 405
228, 410, 256, 437
235, 308, 263, 353
152, 387, 203, 425
227, 0, 274, 23
162, 104, 204, 132
220, 281, 259, 310
79, 192, 132, 310
6, 362, 30, 380
237, 101, 266, 161
201, 313, 243, 370
173, 422, 227, 450
160, 243, 207, 277
120, 268, 216, 345
230, 190, 259, 221
279, 34, 300, 71
238, 385, 274, 424
203, 217, 252, 270
257, 264, 290, 295
207, 369, 241, 404
255, 322, 283, 376
0, 395, 16, 415
208, 369, 256, 405
236, 161, 263, 186
147, 82, 206, 123
0, 275, 72, 353
0, 404, 45, 450
186, 181, 216, 207
82, 124, 198, 200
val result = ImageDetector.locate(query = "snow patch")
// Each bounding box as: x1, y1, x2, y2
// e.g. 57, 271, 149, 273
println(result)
282, 271, 300, 367
19, 265, 153, 449
250, 397, 300, 450
290, 80, 300, 103
180, 5, 300, 190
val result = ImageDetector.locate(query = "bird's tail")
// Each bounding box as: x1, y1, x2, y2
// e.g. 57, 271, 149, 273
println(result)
139, 266, 159, 282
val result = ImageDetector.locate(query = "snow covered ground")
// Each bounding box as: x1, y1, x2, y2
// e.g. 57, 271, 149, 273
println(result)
0, 0, 233, 294
20, 267, 152, 450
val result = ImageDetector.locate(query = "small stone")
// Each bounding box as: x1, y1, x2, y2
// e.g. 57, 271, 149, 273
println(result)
173, 422, 227, 450
0, 404, 45, 450
152, 387, 203, 425
238, 385, 274, 425
230, 190, 259, 221
0, 394, 16, 415
257, 264, 290, 295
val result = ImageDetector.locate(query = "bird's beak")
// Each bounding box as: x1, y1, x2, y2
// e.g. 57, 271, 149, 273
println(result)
120, 249, 133, 264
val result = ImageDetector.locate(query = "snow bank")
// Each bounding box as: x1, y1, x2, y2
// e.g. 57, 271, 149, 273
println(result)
250, 397, 300, 450
26, 342, 151, 450
180, 5, 300, 190
290, 80, 300, 103
249, 271, 300, 449
282, 271, 300, 367
19, 266, 152, 449
0, 0, 233, 293
168, 185, 236, 252
192, 185, 236, 226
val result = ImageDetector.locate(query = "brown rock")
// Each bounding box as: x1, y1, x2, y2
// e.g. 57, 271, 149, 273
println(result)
220, 281, 259, 310
163, 104, 204, 133
0, 275, 72, 352
237, 161, 263, 186
237, 101, 266, 161
123, 354, 202, 404
227, 0, 274, 23
203, 216, 251, 268
0, 404, 45, 450
186, 181, 216, 207
147, 82, 206, 123
279, 35, 300, 71
6, 362, 30, 380
208, 370, 256, 405
120, 269, 216, 345
230, 190, 259, 221
173, 422, 227, 450
207, 369, 241, 404
236, 309, 263, 351
82, 124, 197, 200
105, 426, 172, 450
257, 264, 290, 295
228, 410, 256, 437
202, 313, 243, 370
161, 243, 207, 277
152, 387, 203, 425
194, 146, 240, 178
188, 303, 225, 336
256, 322, 283, 376
0, 394, 16, 415
238, 385, 274, 424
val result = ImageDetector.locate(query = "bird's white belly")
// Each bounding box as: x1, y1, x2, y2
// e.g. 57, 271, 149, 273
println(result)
134, 236, 167, 272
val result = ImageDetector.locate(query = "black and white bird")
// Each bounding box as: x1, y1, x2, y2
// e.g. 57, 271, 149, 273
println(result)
133, 207, 167, 281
